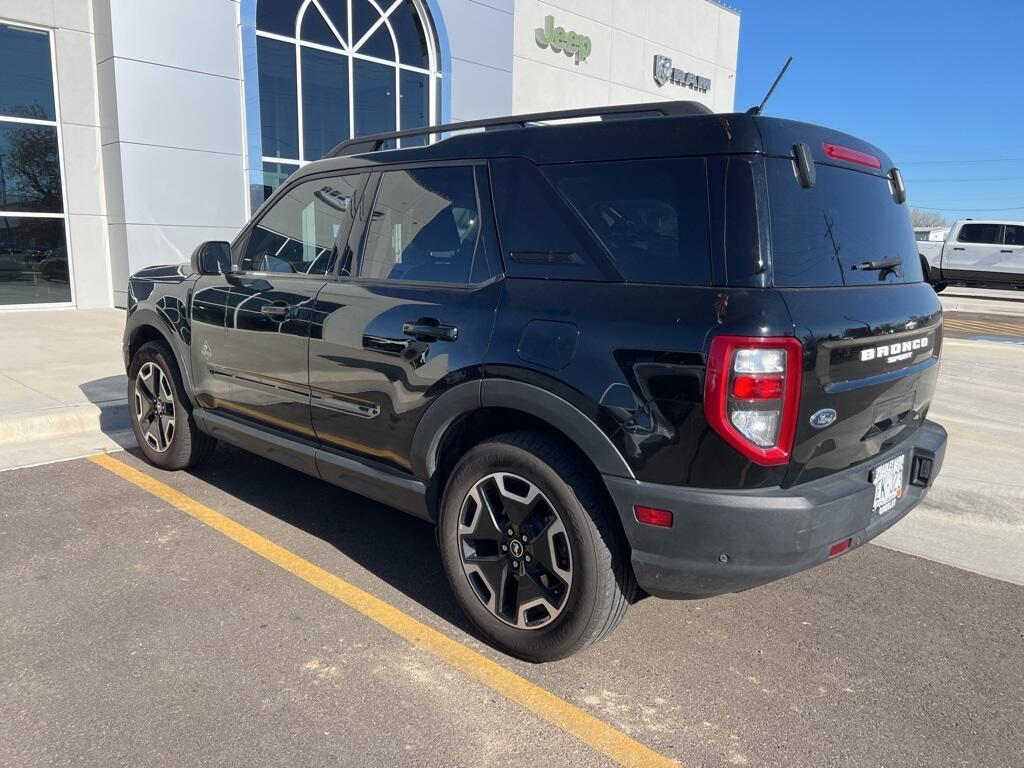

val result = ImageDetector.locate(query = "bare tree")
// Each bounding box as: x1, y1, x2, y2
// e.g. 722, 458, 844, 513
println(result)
910, 209, 948, 228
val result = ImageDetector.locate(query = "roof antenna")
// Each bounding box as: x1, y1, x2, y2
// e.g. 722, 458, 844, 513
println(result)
746, 56, 793, 116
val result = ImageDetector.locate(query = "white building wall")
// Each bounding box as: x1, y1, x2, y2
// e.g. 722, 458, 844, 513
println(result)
94, 0, 248, 307
511, 0, 738, 114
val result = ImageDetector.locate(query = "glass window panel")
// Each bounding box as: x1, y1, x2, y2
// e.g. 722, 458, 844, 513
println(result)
0, 122, 63, 213
0, 217, 71, 305
242, 174, 365, 276
357, 23, 395, 60
300, 5, 341, 47
360, 167, 480, 284
353, 60, 396, 137
253, 162, 301, 211
766, 160, 923, 286
301, 48, 350, 160
256, 0, 306, 36
351, 0, 382, 44
391, 2, 430, 68
546, 158, 713, 286
399, 70, 429, 146
958, 223, 1002, 244
1004, 225, 1023, 246
316, 0, 350, 46
257, 36, 299, 160
0, 24, 55, 121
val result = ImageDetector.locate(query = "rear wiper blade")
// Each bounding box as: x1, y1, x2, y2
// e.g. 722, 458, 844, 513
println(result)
852, 257, 902, 272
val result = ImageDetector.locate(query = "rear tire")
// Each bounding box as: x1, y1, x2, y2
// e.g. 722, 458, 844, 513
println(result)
128, 340, 215, 470
920, 254, 946, 293
438, 431, 634, 662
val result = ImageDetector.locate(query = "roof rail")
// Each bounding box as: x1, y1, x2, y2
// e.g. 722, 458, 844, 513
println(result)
325, 100, 713, 158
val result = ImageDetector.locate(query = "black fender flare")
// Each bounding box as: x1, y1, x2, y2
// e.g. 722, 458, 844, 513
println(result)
124, 307, 199, 408
410, 378, 635, 481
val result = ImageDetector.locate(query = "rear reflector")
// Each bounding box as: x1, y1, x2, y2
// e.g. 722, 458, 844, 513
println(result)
828, 538, 853, 558
823, 142, 881, 169
634, 505, 673, 528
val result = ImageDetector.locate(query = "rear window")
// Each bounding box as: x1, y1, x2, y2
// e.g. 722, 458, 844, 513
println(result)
544, 158, 711, 285
766, 159, 924, 287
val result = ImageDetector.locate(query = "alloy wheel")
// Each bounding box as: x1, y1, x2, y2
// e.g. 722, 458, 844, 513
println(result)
134, 361, 176, 453
458, 472, 573, 629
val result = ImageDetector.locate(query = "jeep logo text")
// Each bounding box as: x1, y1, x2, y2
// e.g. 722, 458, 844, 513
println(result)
535, 15, 592, 64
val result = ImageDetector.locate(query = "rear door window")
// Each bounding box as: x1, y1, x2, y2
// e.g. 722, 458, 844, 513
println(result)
766, 159, 923, 287
1002, 225, 1023, 246
544, 158, 712, 285
358, 166, 485, 284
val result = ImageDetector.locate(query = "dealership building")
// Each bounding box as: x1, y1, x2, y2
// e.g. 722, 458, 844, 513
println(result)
0, 0, 739, 309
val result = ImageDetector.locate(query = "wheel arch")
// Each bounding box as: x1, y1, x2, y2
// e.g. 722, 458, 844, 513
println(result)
412, 379, 635, 521
124, 309, 198, 408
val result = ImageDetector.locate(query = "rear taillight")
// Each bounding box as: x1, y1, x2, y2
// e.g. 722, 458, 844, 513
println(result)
704, 336, 803, 466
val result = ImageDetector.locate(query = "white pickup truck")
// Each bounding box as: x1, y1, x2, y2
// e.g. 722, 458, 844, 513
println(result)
919, 220, 1024, 292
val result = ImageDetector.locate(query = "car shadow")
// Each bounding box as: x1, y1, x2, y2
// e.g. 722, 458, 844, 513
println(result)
80, 375, 135, 448
174, 443, 474, 633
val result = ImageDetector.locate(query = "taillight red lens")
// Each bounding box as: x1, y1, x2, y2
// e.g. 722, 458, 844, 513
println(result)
732, 374, 784, 400
634, 505, 673, 528
823, 142, 882, 169
704, 336, 803, 466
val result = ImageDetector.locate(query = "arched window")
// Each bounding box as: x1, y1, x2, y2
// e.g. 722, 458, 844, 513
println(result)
250, 0, 440, 205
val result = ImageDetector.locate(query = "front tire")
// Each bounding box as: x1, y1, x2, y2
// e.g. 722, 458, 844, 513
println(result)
439, 432, 634, 662
128, 340, 215, 470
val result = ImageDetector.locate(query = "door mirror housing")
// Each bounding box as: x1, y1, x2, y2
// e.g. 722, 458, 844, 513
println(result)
190, 241, 232, 276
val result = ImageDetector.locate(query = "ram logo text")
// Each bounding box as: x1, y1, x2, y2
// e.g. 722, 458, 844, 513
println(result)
860, 336, 929, 364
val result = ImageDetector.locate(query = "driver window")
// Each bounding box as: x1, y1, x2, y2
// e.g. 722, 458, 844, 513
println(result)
240, 174, 364, 275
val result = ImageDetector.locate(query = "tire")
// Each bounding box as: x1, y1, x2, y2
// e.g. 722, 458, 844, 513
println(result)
438, 431, 634, 662
919, 255, 946, 293
128, 340, 216, 470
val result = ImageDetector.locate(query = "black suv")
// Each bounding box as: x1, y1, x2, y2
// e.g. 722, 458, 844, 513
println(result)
124, 101, 947, 661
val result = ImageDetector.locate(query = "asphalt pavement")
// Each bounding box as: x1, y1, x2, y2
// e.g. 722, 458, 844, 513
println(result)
2, 447, 1022, 768
2, 285, 1023, 767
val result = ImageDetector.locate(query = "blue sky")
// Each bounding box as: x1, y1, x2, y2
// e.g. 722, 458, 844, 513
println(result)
729, 0, 1024, 223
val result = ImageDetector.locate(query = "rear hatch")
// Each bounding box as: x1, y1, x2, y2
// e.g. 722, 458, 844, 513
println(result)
759, 125, 943, 485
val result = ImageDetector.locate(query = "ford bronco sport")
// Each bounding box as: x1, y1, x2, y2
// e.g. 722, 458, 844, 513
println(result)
123, 101, 947, 661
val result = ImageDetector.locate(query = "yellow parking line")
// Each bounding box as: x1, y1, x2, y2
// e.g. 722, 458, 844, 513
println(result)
88, 452, 679, 768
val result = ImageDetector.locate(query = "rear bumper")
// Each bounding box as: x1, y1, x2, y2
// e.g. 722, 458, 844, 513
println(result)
604, 420, 947, 599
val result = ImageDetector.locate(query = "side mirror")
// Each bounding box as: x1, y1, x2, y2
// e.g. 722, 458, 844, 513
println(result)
190, 241, 232, 276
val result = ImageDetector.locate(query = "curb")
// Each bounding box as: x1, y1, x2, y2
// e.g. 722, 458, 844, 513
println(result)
0, 401, 132, 471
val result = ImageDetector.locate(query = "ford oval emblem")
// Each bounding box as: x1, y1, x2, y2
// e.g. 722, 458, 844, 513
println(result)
810, 408, 838, 429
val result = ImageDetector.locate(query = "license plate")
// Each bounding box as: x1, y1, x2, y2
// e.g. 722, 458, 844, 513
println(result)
871, 453, 905, 515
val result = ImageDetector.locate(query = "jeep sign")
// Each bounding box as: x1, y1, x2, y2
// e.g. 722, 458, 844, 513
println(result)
535, 15, 592, 64
653, 54, 711, 92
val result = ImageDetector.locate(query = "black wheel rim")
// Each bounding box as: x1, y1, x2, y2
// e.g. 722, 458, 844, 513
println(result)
134, 361, 176, 453
458, 472, 573, 629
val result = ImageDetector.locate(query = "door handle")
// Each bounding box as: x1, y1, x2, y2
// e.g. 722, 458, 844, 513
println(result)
952, 247, 966, 251
1000, 249, 1013, 253
261, 302, 295, 321
402, 318, 458, 342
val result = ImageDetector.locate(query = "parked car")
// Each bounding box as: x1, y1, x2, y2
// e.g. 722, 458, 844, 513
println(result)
123, 101, 947, 661
920, 219, 1024, 292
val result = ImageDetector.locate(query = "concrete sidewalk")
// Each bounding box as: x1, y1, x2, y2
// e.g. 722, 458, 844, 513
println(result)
0, 309, 131, 471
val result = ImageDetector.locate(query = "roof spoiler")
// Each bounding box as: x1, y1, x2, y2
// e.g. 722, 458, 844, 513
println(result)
325, 100, 713, 158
